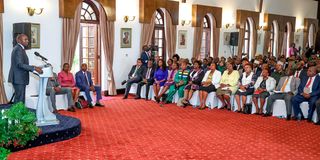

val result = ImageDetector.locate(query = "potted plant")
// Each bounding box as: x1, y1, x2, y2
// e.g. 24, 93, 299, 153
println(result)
0, 102, 40, 160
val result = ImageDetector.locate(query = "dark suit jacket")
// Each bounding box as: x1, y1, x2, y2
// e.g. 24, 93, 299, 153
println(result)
128, 65, 145, 80
75, 70, 94, 90
142, 67, 155, 83
295, 69, 307, 80
253, 67, 262, 77
297, 75, 320, 97
8, 44, 34, 85
141, 51, 150, 66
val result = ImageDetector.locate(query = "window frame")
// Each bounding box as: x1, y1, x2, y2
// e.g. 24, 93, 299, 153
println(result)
152, 9, 166, 61
200, 15, 211, 60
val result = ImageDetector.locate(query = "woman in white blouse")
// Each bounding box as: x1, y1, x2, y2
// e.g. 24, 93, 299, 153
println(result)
198, 63, 222, 110
234, 64, 257, 112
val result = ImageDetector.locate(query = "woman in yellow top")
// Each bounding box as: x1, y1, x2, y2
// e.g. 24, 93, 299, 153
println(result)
216, 61, 240, 110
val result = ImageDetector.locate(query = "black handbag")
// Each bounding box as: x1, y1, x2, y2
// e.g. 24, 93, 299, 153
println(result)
244, 104, 252, 114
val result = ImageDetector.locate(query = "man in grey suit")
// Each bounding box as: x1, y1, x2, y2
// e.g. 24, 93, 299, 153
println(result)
264, 68, 300, 120
8, 34, 43, 103
47, 73, 75, 112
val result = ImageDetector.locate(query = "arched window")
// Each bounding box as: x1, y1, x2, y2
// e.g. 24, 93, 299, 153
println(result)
269, 23, 275, 56
243, 19, 250, 57
308, 24, 315, 47
152, 9, 166, 60
200, 15, 211, 60
74, 0, 101, 84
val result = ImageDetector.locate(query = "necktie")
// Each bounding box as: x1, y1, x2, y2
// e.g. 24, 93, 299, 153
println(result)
84, 72, 90, 86
146, 68, 151, 79
295, 71, 299, 78
280, 77, 289, 92
305, 77, 313, 88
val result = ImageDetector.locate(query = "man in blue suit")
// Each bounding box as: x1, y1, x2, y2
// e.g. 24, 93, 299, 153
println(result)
291, 66, 320, 122
140, 45, 152, 67
8, 34, 43, 103
75, 63, 104, 107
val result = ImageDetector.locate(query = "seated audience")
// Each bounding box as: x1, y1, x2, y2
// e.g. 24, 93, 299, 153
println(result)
264, 68, 300, 120
216, 61, 240, 110
252, 60, 262, 77
58, 63, 80, 107
182, 60, 205, 106
75, 63, 104, 107
167, 58, 173, 70
156, 62, 178, 101
153, 59, 168, 102
271, 62, 285, 85
172, 54, 180, 64
217, 60, 226, 73
164, 60, 190, 104
291, 66, 320, 121
47, 73, 75, 112
294, 61, 307, 79
252, 69, 276, 114
122, 58, 145, 99
135, 60, 155, 100
198, 63, 221, 110
234, 64, 256, 112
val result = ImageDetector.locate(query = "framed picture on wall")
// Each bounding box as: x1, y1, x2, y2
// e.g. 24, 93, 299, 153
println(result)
178, 30, 187, 49
120, 28, 132, 48
31, 23, 40, 48
223, 32, 231, 45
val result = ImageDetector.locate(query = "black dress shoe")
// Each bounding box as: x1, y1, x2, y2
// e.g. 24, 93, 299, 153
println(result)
88, 103, 94, 108
286, 115, 291, 121
123, 96, 128, 99
121, 80, 127, 85
315, 121, 320, 125
95, 103, 104, 107
67, 107, 75, 112
134, 96, 141, 100
307, 118, 312, 123
262, 113, 271, 117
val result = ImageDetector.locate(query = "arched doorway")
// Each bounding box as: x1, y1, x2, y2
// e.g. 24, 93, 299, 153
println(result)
73, 0, 101, 85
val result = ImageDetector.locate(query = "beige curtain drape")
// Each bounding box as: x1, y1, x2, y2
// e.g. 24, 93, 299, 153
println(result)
237, 28, 245, 57
0, 14, 7, 103
99, 6, 117, 95
282, 32, 287, 56
277, 31, 284, 58
61, 4, 81, 68
212, 28, 220, 58
164, 11, 177, 59
263, 31, 271, 56
251, 29, 258, 58
140, 13, 156, 52
192, 27, 203, 59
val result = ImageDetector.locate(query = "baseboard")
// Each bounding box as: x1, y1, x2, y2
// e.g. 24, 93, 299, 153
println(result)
104, 88, 125, 96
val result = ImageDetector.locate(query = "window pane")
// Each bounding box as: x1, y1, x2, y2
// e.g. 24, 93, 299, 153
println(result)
89, 27, 95, 36
89, 38, 94, 48
82, 27, 88, 37
89, 49, 95, 58
82, 48, 88, 58
82, 38, 88, 47
159, 30, 163, 38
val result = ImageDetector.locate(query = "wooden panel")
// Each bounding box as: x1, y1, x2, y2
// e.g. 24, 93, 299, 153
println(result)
192, 4, 222, 28
0, 0, 3, 13
59, 0, 81, 18
99, 0, 116, 21
236, 10, 260, 29
304, 18, 319, 33
59, 0, 116, 21
264, 13, 296, 32
139, 0, 179, 25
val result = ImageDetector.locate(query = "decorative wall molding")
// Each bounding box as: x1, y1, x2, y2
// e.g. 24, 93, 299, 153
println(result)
192, 4, 222, 28
236, 10, 260, 29
263, 13, 296, 32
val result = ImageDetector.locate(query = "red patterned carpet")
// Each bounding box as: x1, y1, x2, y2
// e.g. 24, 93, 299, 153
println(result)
9, 95, 320, 160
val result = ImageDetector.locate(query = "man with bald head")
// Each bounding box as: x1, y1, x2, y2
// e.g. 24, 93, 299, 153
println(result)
8, 34, 43, 103
291, 66, 320, 122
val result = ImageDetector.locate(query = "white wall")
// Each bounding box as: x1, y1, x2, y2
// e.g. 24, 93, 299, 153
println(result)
1, 0, 318, 98
3, 0, 62, 99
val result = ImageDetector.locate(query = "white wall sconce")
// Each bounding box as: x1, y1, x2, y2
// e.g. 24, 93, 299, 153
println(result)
181, 20, 191, 26
27, 7, 44, 16
225, 23, 234, 29
124, 16, 135, 22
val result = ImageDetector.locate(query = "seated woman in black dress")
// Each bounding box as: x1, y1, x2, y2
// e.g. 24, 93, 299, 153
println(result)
182, 60, 205, 107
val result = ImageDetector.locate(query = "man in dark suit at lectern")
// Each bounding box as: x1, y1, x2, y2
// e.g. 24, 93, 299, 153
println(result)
8, 34, 43, 104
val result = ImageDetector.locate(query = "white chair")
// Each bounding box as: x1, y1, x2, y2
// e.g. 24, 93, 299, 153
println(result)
79, 91, 95, 104
189, 90, 200, 107
233, 95, 252, 112
25, 94, 69, 110
129, 83, 138, 95
300, 102, 318, 123
205, 92, 219, 109
140, 85, 154, 100
251, 97, 268, 114
271, 100, 287, 117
